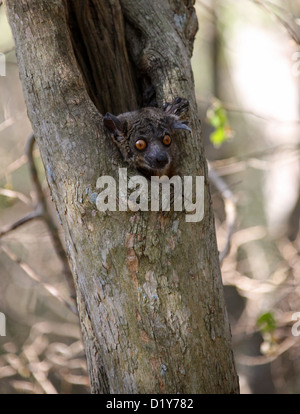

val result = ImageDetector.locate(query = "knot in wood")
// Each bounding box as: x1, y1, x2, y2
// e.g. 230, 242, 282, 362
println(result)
140, 48, 167, 74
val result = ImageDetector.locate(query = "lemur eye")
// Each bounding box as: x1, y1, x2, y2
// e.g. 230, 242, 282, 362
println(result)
135, 139, 147, 150
162, 134, 172, 146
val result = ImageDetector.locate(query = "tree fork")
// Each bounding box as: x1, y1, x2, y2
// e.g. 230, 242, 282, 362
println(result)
6, 0, 239, 393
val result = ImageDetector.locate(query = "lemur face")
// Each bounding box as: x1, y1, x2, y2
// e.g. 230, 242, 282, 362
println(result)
103, 98, 191, 178
130, 131, 173, 178
125, 110, 178, 178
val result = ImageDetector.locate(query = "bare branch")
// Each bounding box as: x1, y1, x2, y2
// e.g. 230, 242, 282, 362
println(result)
25, 133, 47, 214
208, 162, 237, 264
0, 242, 77, 315
236, 336, 297, 366
22, 347, 58, 394
0, 188, 32, 206
25, 133, 76, 300
198, 97, 300, 124
0, 133, 76, 302
251, 0, 300, 45
0, 210, 41, 237
0, 154, 28, 181
0, 117, 15, 133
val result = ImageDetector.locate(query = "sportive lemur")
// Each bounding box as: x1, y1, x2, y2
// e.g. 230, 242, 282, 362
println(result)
103, 97, 191, 179
103, 97, 234, 262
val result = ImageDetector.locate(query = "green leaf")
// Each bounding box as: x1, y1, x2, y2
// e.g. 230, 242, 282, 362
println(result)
257, 312, 276, 334
208, 112, 222, 128
206, 99, 233, 147
210, 127, 226, 147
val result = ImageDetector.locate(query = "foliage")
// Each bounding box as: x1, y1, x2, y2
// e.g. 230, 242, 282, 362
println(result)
206, 99, 234, 147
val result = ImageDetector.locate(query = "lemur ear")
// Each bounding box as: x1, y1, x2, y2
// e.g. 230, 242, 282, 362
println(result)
103, 113, 124, 136
103, 112, 131, 162
171, 119, 191, 132
163, 97, 191, 133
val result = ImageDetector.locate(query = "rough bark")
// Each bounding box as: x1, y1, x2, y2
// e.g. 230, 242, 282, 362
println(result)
6, 0, 239, 393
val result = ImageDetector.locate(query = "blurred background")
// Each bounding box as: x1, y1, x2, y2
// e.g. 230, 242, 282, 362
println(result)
0, 0, 300, 394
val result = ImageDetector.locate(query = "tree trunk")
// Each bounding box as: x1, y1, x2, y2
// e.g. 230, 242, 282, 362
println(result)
6, 0, 239, 394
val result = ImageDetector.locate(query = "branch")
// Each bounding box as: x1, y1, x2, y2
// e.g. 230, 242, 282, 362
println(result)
0, 210, 41, 237
25, 133, 76, 300
0, 242, 77, 315
236, 336, 297, 366
0, 117, 16, 133
0, 133, 76, 303
0, 155, 28, 182
208, 162, 237, 264
261, 0, 300, 21
25, 133, 47, 214
198, 97, 300, 125
0, 188, 32, 206
251, 0, 300, 45
0, 111, 28, 133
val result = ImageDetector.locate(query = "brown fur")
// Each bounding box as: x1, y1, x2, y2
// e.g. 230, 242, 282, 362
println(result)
103, 97, 191, 178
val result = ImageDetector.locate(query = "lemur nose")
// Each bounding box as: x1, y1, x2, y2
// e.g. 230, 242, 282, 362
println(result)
156, 153, 169, 166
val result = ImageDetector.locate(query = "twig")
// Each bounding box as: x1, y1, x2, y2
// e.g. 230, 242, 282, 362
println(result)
25, 134, 48, 215
0, 211, 41, 237
25, 133, 76, 300
0, 133, 77, 307
0, 242, 77, 315
208, 162, 237, 264
261, 0, 299, 21
197, 97, 300, 124
22, 346, 58, 394
210, 144, 300, 177
2, 48, 15, 56
236, 336, 297, 366
0, 117, 16, 133
251, 0, 300, 45
222, 102, 300, 125
0, 188, 32, 206
0, 154, 27, 181
0, 111, 28, 133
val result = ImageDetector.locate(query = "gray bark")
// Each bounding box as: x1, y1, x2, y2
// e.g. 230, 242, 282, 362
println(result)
6, 0, 239, 393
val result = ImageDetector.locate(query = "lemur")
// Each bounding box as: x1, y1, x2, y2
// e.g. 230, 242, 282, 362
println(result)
103, 97, 191, 179
103, 97, 235, 262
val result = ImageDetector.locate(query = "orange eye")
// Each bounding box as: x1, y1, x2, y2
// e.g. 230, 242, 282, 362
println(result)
162, 134, 172, 146
135, 139, 147, 150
